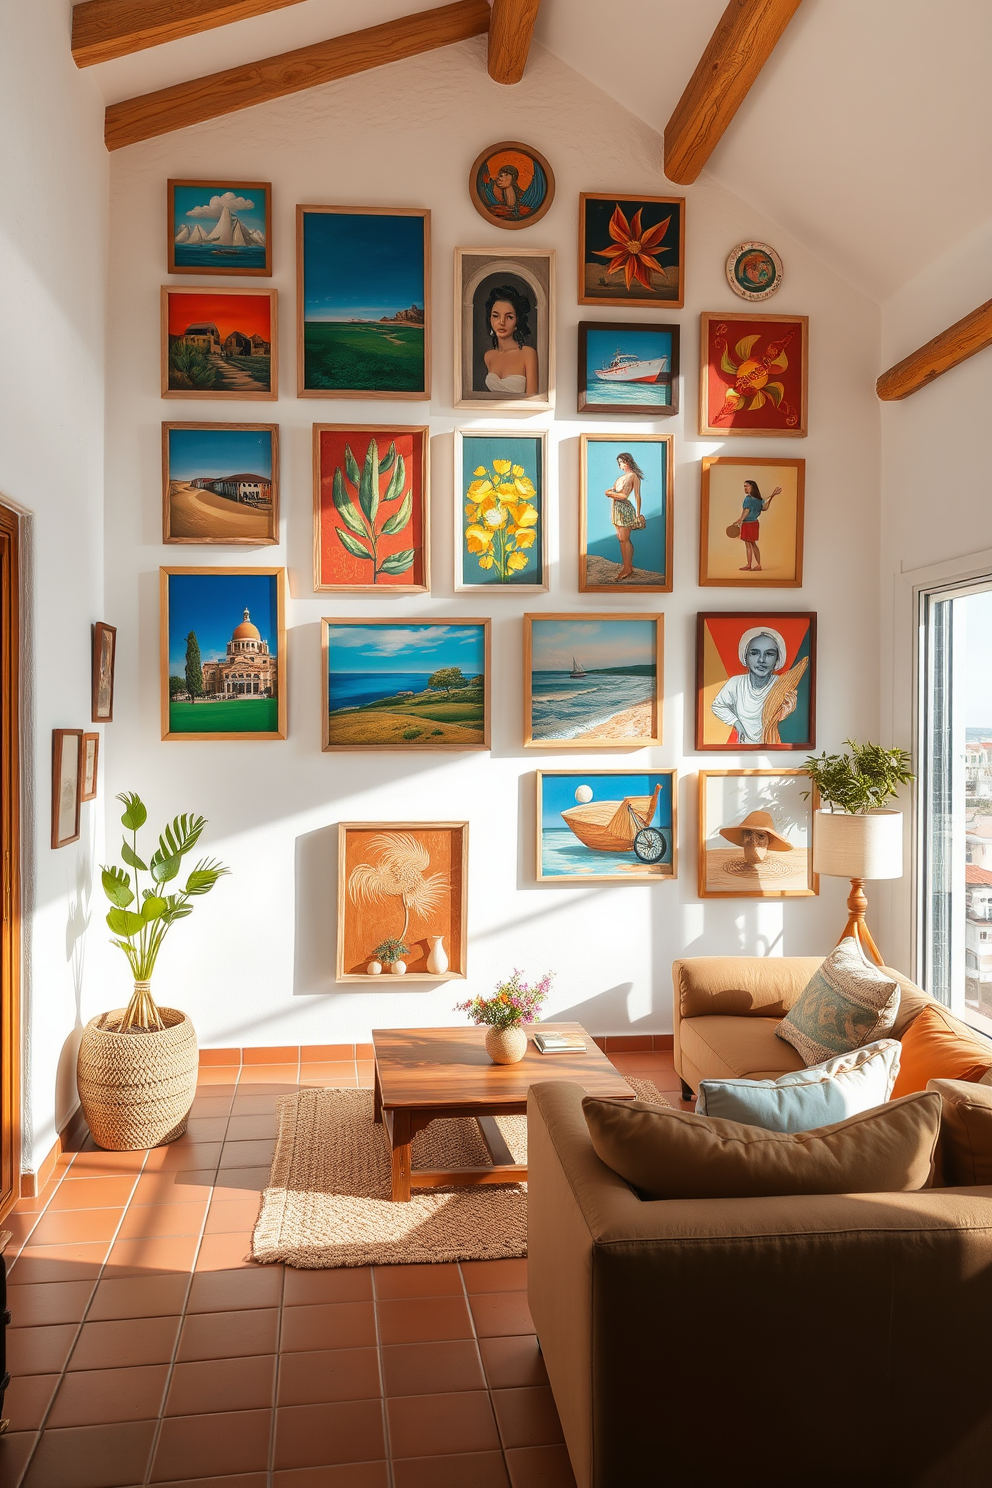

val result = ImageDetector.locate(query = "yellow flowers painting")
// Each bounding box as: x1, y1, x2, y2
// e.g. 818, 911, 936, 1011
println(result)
458, 435, 545, 589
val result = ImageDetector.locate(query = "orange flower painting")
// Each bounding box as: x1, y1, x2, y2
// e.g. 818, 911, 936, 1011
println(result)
700, 314, 808, 438
579, 194, 684, 307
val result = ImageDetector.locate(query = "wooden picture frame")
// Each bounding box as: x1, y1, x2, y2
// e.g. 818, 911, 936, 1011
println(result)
578, 193, 685, 308
536, 769, 677, 883
51, 730, 82, 848
336, 821, 469, 981
313, 424, 430, 593
699, 457, 804, 587
578, 321, 679, 416
696, 611, 816, 752
297, 206, 431, 400
579, 432, 673, 593
168, 178, 272, 276
469, 141, 555, 230
698, 769, 819, 898
699, 312, 808, 437
524, 613, 663, 749
160, 567, 286, 741
454, 429, 548, 593
163, 423, 279, 545
454, 247, 555, 412
80, 733, 99, 803
91, 622, 116, 723
161, 286, 277, 401
323, 618, 490, 751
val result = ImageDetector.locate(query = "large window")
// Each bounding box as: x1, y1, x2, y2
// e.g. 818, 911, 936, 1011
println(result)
919, 580, 992, 1028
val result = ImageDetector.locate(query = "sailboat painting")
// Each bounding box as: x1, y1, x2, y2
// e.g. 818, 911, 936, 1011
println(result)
524, 614, 663, 748
169, 180, 272, 276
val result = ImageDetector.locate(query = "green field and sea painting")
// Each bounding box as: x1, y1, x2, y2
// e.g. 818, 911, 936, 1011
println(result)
323, 621, 488, 749
300, 208, 428, 395
164, 569, 283, 739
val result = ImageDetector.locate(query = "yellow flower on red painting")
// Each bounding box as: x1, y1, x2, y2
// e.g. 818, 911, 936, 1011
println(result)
593, 205, 671, 293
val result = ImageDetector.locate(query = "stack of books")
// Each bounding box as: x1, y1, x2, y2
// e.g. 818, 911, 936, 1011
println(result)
533, 1031, 587, 1055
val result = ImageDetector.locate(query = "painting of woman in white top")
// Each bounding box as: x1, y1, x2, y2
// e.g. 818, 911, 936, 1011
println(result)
696, 611, 816, 751
482, 285, 538, 396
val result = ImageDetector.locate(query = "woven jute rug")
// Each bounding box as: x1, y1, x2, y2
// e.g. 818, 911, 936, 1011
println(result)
251, 1077, 669, 1268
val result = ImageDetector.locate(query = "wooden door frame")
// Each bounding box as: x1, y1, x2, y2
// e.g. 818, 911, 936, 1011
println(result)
0, 504, 21, 1218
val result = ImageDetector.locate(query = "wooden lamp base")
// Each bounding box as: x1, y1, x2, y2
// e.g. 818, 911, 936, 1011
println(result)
836, 877, 883, 966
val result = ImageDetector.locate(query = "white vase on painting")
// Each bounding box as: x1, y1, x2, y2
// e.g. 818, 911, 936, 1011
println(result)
426, 935, 449, 975
367, 960, 382, 976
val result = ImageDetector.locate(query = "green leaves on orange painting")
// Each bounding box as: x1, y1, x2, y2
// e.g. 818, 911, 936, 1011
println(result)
330, 439, 414, 581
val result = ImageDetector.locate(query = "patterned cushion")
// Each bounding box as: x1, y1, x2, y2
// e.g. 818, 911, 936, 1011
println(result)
775, 939, 901, 1066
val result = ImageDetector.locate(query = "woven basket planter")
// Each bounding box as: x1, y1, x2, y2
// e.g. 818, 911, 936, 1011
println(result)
77, 1006, 198, 1151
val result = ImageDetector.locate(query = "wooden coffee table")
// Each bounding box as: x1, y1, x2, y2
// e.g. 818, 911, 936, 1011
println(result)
372, 1023, 634, 1201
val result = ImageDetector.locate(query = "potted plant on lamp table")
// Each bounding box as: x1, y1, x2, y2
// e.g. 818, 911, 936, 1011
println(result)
76, 792, 230, 1151
804, 740, 914, 965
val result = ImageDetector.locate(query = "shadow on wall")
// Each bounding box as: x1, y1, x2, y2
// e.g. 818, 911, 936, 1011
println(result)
554, 983, 637, 1034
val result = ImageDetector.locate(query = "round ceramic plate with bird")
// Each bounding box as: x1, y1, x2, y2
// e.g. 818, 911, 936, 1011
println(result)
470, 142, 555, 230
726, 242, 784, 302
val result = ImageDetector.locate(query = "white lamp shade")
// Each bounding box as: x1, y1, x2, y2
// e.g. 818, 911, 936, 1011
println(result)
812, 810, 903, 880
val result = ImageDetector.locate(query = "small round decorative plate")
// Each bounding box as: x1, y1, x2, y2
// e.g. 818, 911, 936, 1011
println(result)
726, 241, 784, 301
469, 141, 555, 231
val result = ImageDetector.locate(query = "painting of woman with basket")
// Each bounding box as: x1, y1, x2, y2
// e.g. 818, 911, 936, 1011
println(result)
726, 478, 781, 571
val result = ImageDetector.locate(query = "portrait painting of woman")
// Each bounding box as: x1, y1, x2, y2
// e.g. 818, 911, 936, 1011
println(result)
696, 611, 815, 751
699, 457, 804, 587
483, 284, 537, 397
470, 142, 555, 230
579, 434, 672, 592
455, 249, 555, 411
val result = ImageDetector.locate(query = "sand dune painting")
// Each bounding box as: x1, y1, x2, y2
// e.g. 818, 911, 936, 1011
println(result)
163, 424, 278, 544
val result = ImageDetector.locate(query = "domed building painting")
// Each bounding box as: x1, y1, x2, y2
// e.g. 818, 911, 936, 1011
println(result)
161, 568, 286, 740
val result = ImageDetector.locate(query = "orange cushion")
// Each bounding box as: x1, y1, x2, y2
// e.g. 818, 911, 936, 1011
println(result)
891, 1003, 992, 1098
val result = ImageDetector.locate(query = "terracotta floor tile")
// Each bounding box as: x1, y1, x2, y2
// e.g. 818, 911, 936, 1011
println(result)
12, 1189, 56, 1215
150, 1407, 272, 1482
2, 1214, 40, 1251
273, 1400, 385, 1469
8, 1243, 111, 1284
104, 1234, 199, 1278
45, 1177, 136, 1213
6, 1280, 95, 1327
26, 1207, 123, 1248
355, 1044, 374, 1060
277, 1346, 381, 1406
155, 1477, 267, 1488
47, 1363, 170, 1427
236, 1064, 298, 1086
0, 1431, 39, 1488
193, 1232, 259, 1272
299, 1076, 358, 1090
218, 1138, 276, 1169
68, 1313, 181, 1371
272, 1464, 389, 1487
376, 1296, 472, 1346
283, 1267, 371, 1306
505, 1443, 577, 1488
165, 1353, 276, 1416
21, 1419, 157, 1488
302, 1044, 355, 1061
479, 1334, 548, 1390
386, 1390, 499, 1459
60, 1149, 146, 1176
492, 1385, 564, 1448
393, 1451, 510, 1488
183, 1116, 230, 1142
230, 1094, 280, 1115
86, 1272, 190, 1320
194, 1067, 240, 1086
203, 1194, 263, 1234
356, 1067, 374, 1089
242, 1046, 298, 1065
188, 1095, 236, 1118
186, 1264, 283, 1313
468, 1291, 535, 1339
280, 1301, 376, 1352
381, 1340, 485, 1397
372, 1264, 461, 1300
116, 1200, 208, 1241
224, 1113, 279, 1140
131, 1169, 216, 1206
143, 1142, 222, 1173
461, 1259, 529, 1293
177, 1305, 279, 1362
1, 1373, 58, 1432
6, 1324, 77, 1376
298, 1063, 357, 1084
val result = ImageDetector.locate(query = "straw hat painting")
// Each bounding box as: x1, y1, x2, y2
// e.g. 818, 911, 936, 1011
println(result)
719, 809, 792, 865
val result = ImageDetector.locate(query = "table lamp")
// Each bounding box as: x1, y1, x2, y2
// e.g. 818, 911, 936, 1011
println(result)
812, 809, 903, 966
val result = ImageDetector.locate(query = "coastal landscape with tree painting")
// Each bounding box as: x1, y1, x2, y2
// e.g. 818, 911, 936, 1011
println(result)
525, 615, 662, 748
314, 426, 427, 591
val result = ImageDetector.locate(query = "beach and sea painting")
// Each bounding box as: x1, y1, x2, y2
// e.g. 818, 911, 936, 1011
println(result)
455, 432, 546, 591
169, 180, 271, 275
698, 770, 817, 898
163, 424, 277, 544
578, 322, 679, 415
161, 568, 285, 740
323, 620, 490, 750
537, 770, 676, 882
298, 207, 429, 398
579, 433, 671, 592
525, 615, 662, 748
162, 288, 276, 399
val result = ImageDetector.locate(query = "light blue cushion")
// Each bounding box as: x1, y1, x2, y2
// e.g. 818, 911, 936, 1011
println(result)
695, 1039, 901, 1133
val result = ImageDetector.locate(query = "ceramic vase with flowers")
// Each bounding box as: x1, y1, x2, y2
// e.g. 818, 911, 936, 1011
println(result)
456, 970, 555, 1065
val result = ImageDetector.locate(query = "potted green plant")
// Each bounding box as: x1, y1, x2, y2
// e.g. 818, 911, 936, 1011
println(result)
76, 792, 230, 1151
456, 970, 554, 1065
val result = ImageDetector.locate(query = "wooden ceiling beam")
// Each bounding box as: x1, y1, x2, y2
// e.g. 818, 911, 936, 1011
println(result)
487, 0, 541, 84
664, 0, 803, 185
104, 0, 490, 150
72, 0, 308, 69
876, 299, 992, 401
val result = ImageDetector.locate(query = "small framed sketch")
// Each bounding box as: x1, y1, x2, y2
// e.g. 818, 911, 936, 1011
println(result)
578, 322, 678, 416
454, 431, 547, 591
578, 194, 684, 308
80, 733, 99, 803
91, 622, 116, 723
698, 770, 818, 898
536, 770, 677, 883
579, 433, 672, 592
51, 730, 82, 849
337, 821, 468, 981
323, 619, 490, 751
700, 457, 804, 587
454, 248, 555, 411
314, 425, 429, 592
699, 312, 807, 437
162, 287, 277, 400
469, 142, 555, 230
163, 423, 278, 545
160, 567, 286, 741
524, 614, 663, 749
168, 179, 271, 276
297, 206, 430, 399
696, 612, 816, 752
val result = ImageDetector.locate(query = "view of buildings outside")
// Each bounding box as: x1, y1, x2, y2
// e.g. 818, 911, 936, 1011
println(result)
963, 590, 992, 1018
